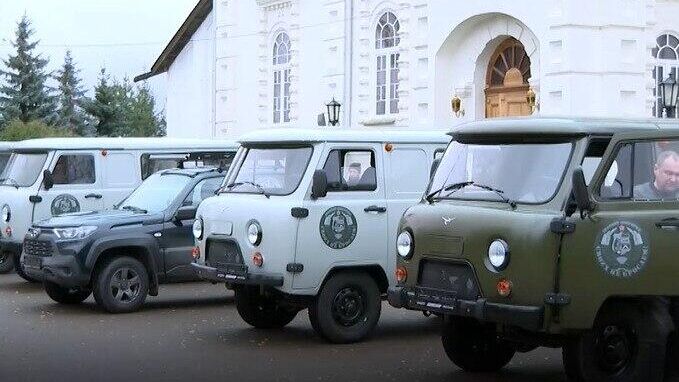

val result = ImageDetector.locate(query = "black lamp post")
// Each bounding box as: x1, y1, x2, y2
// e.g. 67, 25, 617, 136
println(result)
326, 98, 341, 126
660, 73, 679, 118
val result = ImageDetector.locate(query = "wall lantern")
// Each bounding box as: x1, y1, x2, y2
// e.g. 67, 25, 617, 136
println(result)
451, 95, 464, 118
526, 87, 538, 114
660, 73, 679, 118
326, 98, 341, 126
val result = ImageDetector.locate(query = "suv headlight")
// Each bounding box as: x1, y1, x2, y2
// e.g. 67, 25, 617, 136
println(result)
397, 230, 413, 259
193, 218, 203, 240
1, 205, 10, 222
52, 226, 97, 241
487, 239, 510, 271
247, 221, 262, 246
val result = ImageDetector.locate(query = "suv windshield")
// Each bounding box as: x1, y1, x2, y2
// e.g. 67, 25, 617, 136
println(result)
0, 152, 48, 187
429, 141, 573, 204
117, 173, 192, 214
224, 147, 312, 196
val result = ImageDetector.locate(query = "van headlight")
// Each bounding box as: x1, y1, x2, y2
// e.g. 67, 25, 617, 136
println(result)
1, 205, 10, 222
487, 239, 510, 271
397, 230, 413, 259
52, 226, 97, 241
193, 218, 204, 240
247, 221, 262, 246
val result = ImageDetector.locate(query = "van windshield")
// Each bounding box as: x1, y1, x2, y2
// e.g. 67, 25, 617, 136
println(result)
0, 152, 48, 187
224, 147, 313, 196
429, 141, 572, 204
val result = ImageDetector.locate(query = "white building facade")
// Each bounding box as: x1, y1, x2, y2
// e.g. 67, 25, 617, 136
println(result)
137, 0, 679, 139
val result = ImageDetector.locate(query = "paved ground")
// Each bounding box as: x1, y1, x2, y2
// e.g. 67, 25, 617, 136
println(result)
0, 273, 565, 382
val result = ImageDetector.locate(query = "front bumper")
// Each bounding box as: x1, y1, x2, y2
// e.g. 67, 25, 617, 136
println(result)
192, 262, 284, 287
388, 286, 544, 331
21, 252, 89, 287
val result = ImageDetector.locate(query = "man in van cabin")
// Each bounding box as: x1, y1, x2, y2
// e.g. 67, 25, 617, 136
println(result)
345, 162, 362, 187
634, 150, 679, 200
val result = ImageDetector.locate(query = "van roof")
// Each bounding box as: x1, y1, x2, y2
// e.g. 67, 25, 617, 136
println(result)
239, 128, 451, 145
10, 137, 238, 151
451, 116, 679, 140
0, 142, 12, 151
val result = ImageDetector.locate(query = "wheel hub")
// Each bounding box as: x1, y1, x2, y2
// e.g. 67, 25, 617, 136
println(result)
331, 287, 365, 327
110, 267, 141, 303
596, 325, 635, 375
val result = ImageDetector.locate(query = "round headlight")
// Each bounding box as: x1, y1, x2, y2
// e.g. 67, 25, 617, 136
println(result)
397, 231, 413, 258
247, 221, 262, 246
192, 218, 203, 240
1, 205, 10, 223
488, 239, 510, 271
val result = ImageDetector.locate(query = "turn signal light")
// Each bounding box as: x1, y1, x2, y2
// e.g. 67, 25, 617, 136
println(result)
395, 266, 407, 283
497, 278, 512, 297
191, 246, 200, 260
4, 226, 12, 238
253, 252, 264, 267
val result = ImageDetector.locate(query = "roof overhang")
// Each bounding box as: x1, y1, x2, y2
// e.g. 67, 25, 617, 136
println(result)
134, 0, 212, 82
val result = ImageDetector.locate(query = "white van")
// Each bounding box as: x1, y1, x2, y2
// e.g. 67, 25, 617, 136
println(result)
0, 137, 238, 278
0, 142, 12, 174
192, 128, 449, 343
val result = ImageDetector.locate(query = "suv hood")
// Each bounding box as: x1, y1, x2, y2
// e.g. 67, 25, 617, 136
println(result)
34, 209, 155, 228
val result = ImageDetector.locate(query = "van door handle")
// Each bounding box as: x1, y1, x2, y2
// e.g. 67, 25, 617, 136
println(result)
364, 205, 386, 213
85, 193, 102, 199
655, 218, 679, 229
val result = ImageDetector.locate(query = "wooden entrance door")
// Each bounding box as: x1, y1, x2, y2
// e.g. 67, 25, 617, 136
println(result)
485, 38, 532, 118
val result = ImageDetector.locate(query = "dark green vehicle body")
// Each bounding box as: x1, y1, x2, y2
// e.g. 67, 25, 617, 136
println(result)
389, 117, 679, 336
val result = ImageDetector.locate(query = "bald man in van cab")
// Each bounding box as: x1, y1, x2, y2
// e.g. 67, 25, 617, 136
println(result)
634, 150, 679, 200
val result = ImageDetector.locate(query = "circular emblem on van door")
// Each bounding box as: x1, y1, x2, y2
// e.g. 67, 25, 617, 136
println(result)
51, 194, 80, 216
595, 221, 650, 278
320, 206, 358, 250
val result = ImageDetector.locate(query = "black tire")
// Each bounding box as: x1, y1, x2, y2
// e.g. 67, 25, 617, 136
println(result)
0, 251, 14, 274
234, 286, 297, 329
562, 300, 671, 382
44, 281, 91, 304
92, 257, 149, 313
308, 272, 381, 344
14, 252, 39, 283
441, 316, 515, 372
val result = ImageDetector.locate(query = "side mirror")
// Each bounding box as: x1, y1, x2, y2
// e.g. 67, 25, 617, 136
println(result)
311, 170, 328, 199
430, 158, 441, 179
43, 169, 54, 190
572, 167, 593, 216
175, 205, 197, 221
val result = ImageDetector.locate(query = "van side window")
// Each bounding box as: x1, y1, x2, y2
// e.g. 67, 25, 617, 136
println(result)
323, 150, 377, 192
183, 177, 224, 207
52, 154, 95, 185
141, 154, 186, 180
599, 140, 679, 201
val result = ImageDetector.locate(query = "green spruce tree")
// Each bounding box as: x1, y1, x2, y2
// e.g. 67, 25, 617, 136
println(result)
128, 83, 164, 137
0, 15, 56, 127
83, 68, 120, 136
54, 50, 89, 135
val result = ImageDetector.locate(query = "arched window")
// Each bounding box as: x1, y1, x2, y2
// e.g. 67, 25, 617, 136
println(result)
652, 33, 679, 118
273, 32, 291, 124
375, 12, 400, 116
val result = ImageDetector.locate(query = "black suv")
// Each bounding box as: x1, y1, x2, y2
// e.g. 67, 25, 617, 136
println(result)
20, 167, 226, 313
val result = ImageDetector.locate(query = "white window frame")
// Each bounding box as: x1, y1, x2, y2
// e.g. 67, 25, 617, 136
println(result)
374, 12, 400, 117
652, 33, 679, 118
272, 32, 292, 124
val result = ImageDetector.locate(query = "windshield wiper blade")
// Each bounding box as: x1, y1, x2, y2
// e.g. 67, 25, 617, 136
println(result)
226, 181, 270, 198
121, 205, 148, 214
426, 181, 473, 202
0, 177, 19, 188
470, 183, 517, 209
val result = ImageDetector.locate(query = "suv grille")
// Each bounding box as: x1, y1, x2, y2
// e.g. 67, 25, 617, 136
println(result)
417, 261, 481, 300
24, 239, 53, 257
206, 239, 243, 268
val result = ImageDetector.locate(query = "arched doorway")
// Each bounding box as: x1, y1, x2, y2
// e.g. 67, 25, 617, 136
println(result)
485, 38, 532, 118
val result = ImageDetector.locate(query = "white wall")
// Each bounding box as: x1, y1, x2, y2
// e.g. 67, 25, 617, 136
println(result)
166, 13, 215, 138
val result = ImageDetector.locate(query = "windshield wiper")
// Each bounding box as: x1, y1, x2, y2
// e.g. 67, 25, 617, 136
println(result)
0, 177, 20, 188
121, 205, 148, 214
432, 181, 517, 208
471, 183, 517, 209
426, 181, 473, 202
226, 182, 270, 198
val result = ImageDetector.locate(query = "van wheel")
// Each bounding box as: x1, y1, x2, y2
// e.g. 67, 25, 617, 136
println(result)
14, 252, 39, 283
308, 271, 381, 344
562, 300, 670, 382
93, 257, 149, 313
0, 251, 14, 273
442, 316, 515, 372
44, 281, 91, 304
234, 286, 298, 329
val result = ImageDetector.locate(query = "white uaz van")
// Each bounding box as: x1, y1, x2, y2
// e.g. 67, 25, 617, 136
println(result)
0, 137, 238, 278
192, 128, 449, 343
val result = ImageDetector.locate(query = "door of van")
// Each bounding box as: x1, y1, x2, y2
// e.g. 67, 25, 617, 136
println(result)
293, 143, 389, 291
101, 151, 141, 208
33, 151, 105, 222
